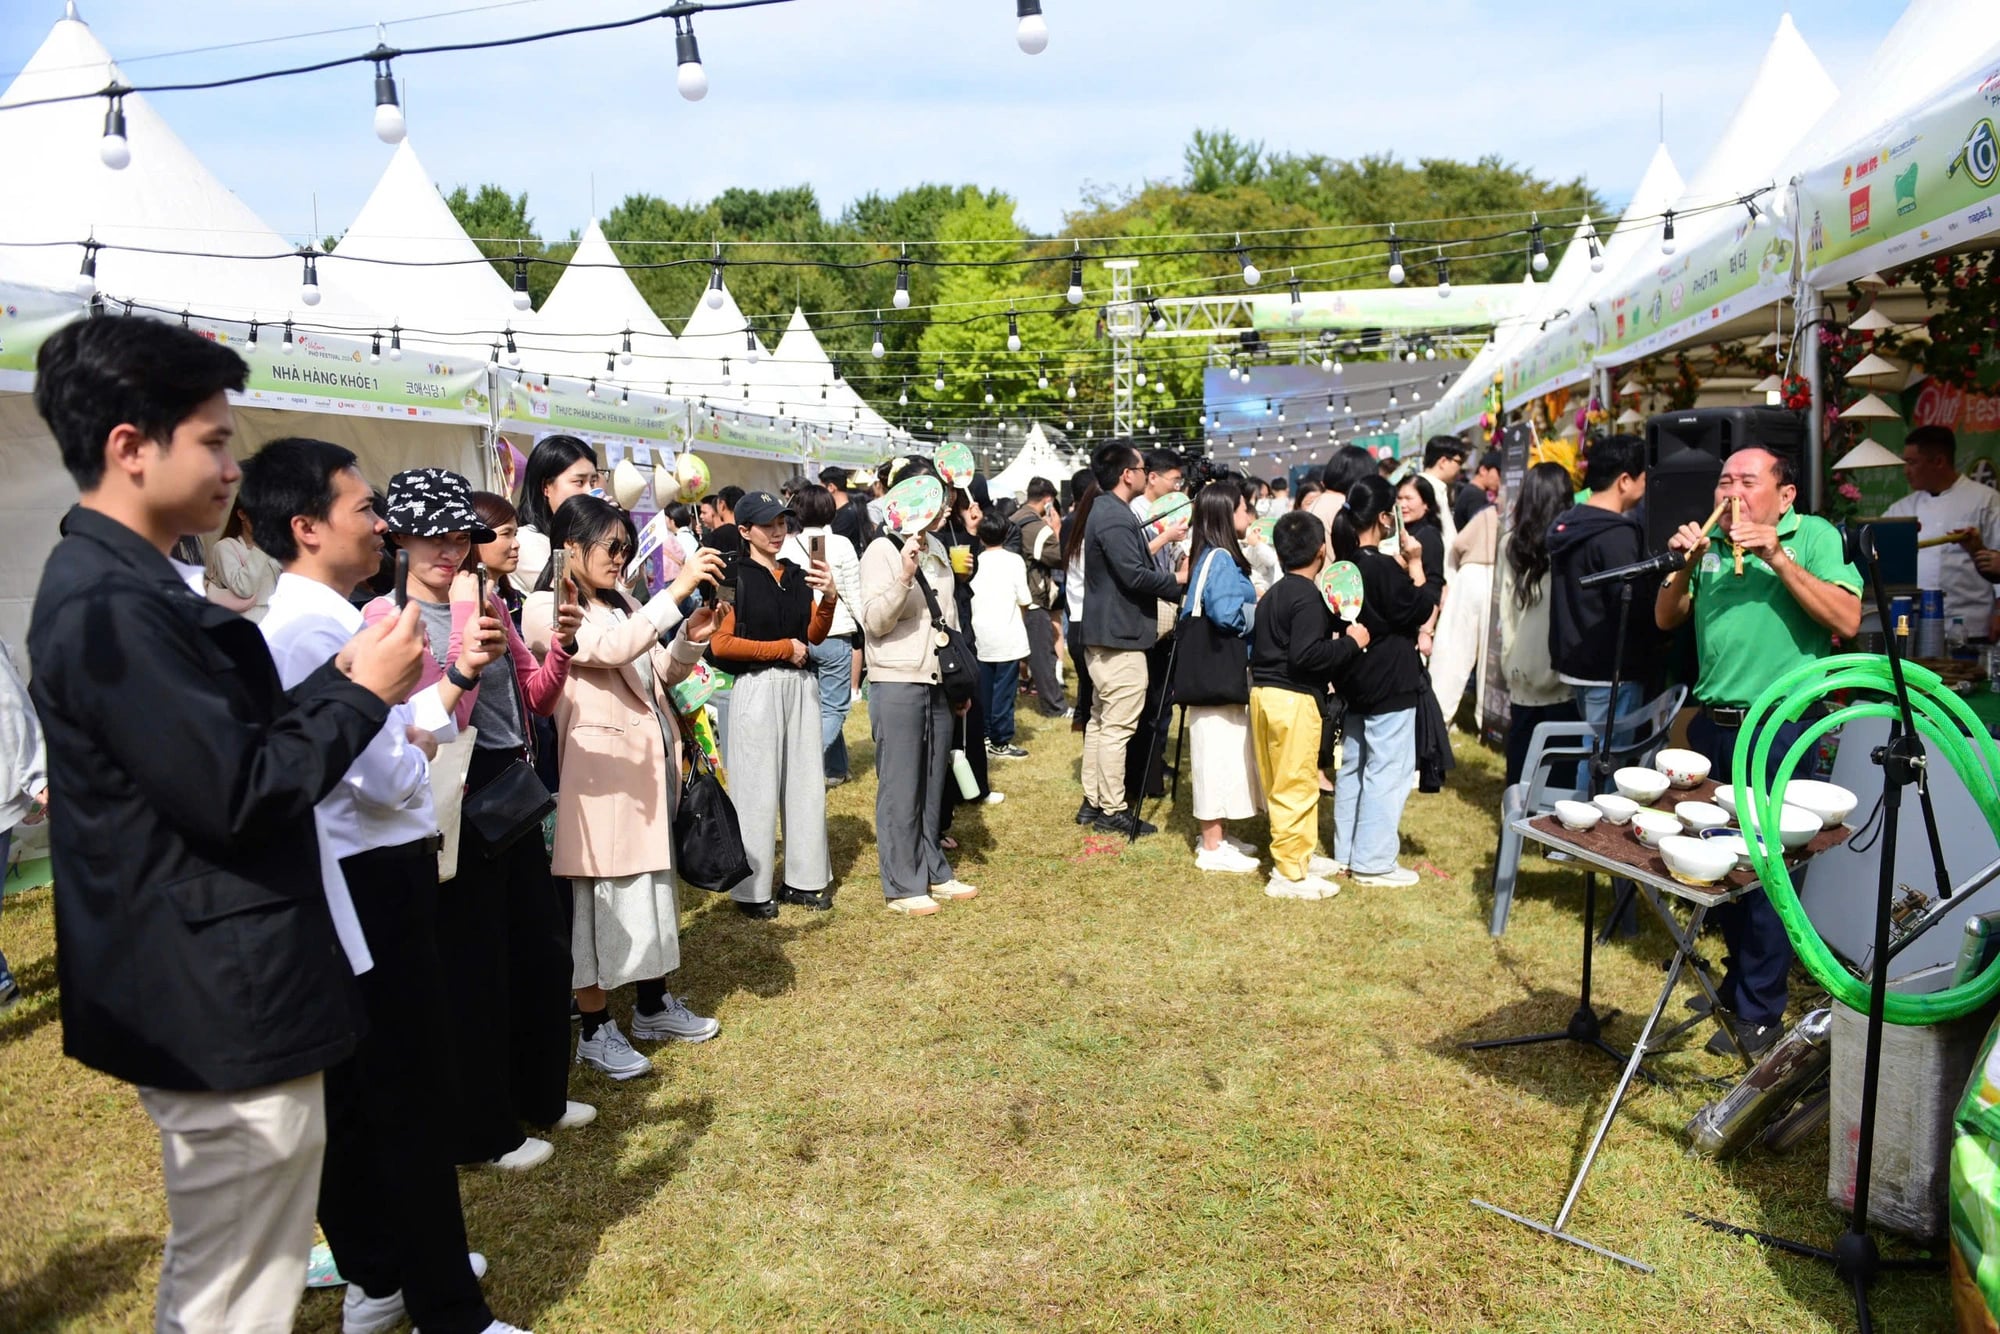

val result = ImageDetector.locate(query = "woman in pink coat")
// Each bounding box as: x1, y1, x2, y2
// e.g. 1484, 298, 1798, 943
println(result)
523, 494, 727, 1082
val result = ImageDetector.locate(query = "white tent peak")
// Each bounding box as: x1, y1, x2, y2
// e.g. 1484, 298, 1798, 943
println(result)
1680, 12, 1836, 206
0, 11, 302, 316
325, 138, 514, 333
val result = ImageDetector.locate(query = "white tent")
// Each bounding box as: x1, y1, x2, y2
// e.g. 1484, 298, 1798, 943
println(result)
988, 423, 1071, 502
520, 218, 679, 388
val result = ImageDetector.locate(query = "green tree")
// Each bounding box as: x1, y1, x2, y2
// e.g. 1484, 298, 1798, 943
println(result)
442, 183, 562, 306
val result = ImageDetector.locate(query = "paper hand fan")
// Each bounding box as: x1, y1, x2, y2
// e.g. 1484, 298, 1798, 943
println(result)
935, 441, 976, 488
1318, 561, 1364, 620
882, 475, 946, 536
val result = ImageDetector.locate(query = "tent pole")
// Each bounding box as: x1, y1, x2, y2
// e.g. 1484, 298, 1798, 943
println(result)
1801, 284, 1823, 515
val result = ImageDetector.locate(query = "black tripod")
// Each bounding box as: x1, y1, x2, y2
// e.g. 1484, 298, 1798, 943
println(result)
1465, 578, 1649, 1070
1688, 524, 1952, 1331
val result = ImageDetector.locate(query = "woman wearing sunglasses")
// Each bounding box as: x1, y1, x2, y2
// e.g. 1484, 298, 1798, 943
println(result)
523, 494, 727, 1082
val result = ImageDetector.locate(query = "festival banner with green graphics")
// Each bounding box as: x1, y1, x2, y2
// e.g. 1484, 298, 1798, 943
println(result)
1591, 219, 1794, 368
1800, 49, 2000, 288
497, 373, 688, 453
1507, 309, 1600, 403
224, 322, 491, 425
812, 427, 893, 470
1248, 284, 1529, 335
0, 284, 87, 389
687, 407, 806, 463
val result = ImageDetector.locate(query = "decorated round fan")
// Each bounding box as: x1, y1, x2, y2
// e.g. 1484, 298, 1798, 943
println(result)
674, 452, 712, 501
1146, 490, 1192, 537
934, 441, 976, 488
1318, 560, 1364, 620
669, 659, 733, 713
882, 474, 946, 536
1250, 515, 1277, 544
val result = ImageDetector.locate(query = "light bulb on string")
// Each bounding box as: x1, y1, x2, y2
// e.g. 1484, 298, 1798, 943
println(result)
503, 328, 520, 367
246, 319, 259, 351
1236, 237, 1260, 286
891, 255, 912, 309
1135, 363, 1147, 388
704, 258, 725, 309
1154, 378, 1165, 394
1386, 224, 1404, 284
370, 50, 406, 144
1436, 256, 1451, 299
984, 379, 995, 405
1037, 358, 1049, 390
1660, 210, 1677, 255
1583, 215, 1604, 272
746, 326, 763, 363
387, 325, 401, 361
1528, 215, 1548, 273
620, 329, 634, 366
299, 251, 321, 306
1746, 196, 1766, 229
1015, 0, 1048, 54
281, 319, 295, 355
1066, 378, 1077, 400
1066, 249, 1085, 305
1287, 275, 1304, 322
511, 257, 532, 311
1006, 309, 1021, 353
1148, 297, 1166, 329
74, 240, 98, 297
720, 357, 731, 382
586, 378, 598, 400
871, 315, 885, 359
674, 15, 708, 101
935, 361, 946, 392
99, 93, 130, 169
370, 332, 381, 364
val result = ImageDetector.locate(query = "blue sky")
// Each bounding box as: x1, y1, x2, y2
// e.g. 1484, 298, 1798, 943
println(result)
0, 2, 1903, 246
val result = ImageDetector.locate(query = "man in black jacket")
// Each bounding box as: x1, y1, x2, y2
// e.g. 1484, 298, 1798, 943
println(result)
822, 467, 874, 550
1079, 444, 1185, 837
1547, 433, 1656, 772
26, 317, 427, 1333
1010, 477, 1069, 717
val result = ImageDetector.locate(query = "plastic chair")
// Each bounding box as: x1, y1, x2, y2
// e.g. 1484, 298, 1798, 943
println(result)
1488, 684, 1688, 937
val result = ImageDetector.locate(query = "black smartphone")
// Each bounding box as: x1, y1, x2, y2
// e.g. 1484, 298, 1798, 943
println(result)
393, 549, 409, 610
715, 562, 737, 607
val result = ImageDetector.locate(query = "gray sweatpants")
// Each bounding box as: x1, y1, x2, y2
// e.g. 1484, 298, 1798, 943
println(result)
868, 681, 954, 900
724, 667, 831, 904
1024, 606, 1067, 714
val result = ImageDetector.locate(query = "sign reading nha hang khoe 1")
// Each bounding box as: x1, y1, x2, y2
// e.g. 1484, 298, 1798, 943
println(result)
225, 323, 492, 425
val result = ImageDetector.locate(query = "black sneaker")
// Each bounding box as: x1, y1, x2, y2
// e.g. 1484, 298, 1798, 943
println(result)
1707, 1018, 1782, 1059
988, 743, 1029, 760
1075, 800, 1103, 826
734, 899, 780, 920
778, 885, 833, 911
1092, 810, 1157, 838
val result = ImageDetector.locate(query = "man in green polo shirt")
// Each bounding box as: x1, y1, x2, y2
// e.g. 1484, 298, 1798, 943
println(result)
1656, 445, 1861, 1057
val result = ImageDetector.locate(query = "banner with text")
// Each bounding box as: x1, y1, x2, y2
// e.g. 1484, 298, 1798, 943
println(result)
1800, 47, 2000, 288
497, 373, 688, 454
1592, 219, 1794, 368
687, 408, 805, 463
0, 283, 86, 390
1249, 284, 1530, 336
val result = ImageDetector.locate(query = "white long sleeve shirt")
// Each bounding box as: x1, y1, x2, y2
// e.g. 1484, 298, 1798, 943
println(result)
1883, 474, 2000, 626
261, 574, 456, 971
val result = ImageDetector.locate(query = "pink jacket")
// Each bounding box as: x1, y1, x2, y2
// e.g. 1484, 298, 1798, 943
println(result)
361, 593, 572, 736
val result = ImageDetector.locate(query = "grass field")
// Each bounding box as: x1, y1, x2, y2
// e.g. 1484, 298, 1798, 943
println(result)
0, 702, 1954, 1332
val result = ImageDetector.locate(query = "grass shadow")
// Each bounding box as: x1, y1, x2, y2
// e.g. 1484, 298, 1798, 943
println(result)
671, 896, 829, 1010
0, 951, 62, 1049
0, 1233, 156, 1332
825, 812, 870, 885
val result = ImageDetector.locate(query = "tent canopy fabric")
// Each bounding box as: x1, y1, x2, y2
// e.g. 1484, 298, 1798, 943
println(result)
523, 218, 678, 385
988, 423, 1071, 502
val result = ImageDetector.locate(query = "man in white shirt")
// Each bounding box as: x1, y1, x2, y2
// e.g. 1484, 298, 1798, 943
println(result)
1418, 436, 1467, 559
243, 439, 529, 1334
1885, 425, 2000, 629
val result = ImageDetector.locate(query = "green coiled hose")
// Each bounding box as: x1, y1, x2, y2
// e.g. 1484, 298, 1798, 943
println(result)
1736, 652, 2000, 1025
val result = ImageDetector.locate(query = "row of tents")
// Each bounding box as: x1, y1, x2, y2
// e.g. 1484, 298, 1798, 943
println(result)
1404, 0, 2000, 465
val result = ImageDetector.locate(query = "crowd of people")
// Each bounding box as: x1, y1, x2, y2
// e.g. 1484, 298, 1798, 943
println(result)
9, 307, 1925, 1334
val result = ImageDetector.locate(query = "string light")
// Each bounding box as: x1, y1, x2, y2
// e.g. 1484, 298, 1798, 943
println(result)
1066, 248, 1085, 305
1436, 255, 1451, 299
387, 324, 401, 360
299, 250, 321, 306
74, 240, 98, 297
892, 255, 912, 308
1037, 358, 1049, 390
747, 326, 763, 362
1006, 308, 1021, 353
370, 331, 381, 363
503, 327, 520, 366
1066, 377, 1077, 400
674, 14, 708, 101
281, 318, 295, 355
1528, 215, 1548, 273
246, 319, 259, 350
871, 315, 885, 359
620, 328, 634, 366
1015, 0, 1049, 54
983, 378, 996, 405
1583, 215, 1603, 272
1661, 209, 1677, 255
587, 377, 598, 400
1386, 224, 1404, 284
370, 46, 405, 145
704, 256, 726, 310
1135, 362, 1148, 388
935, 361, 946, 392
99, 93, 129, 169
1236, 237, 1261, 286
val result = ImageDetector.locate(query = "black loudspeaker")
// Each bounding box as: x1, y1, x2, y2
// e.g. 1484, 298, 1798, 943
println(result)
1642, 407, 1806, 553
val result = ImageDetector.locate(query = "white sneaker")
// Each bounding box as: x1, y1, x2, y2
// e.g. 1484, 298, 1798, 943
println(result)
469, 1252, 487, 1280
630, 994, 721, 1044
1223, 834, 1257, 857
576, 1019, 653, 1079
929, 879, 979, 901
553, 1100, 596, 1131
1195, 844, 1260, 874
476, 1323, 532, 1334
1264, 871, 1339, 900
487, 1136, 553, 1172
1351, 865, 1421, 888
983, 791, 1006, 805
343, 1286, 405, 1334
1307, 854, 1347, 879
887, 894, 941, 916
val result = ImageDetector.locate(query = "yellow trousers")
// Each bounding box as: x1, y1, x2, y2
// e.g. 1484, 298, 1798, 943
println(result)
1249, 686, 1323, 880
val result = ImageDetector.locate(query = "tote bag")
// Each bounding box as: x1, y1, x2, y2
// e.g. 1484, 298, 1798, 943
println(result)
1171, 551, 1251, 707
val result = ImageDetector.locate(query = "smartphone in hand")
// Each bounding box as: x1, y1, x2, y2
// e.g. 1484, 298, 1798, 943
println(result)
810, 534, 827, 564
550, 549, 568, 602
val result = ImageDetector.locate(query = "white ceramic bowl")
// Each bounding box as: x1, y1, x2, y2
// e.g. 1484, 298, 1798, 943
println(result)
1700, 829, 1753, 870
1654, 747, 1713, 789
1673, 800, 1730, 833
1631, 809, 1683, 848
1739, 801, 1822, 852
1553, 799, 1602, 831
1660, 834, 1736, 886
1712, 784, 1741, 819
1591, 793, 1640, 825
1784, 779, 1858, 830
1613, 766, 1671, 806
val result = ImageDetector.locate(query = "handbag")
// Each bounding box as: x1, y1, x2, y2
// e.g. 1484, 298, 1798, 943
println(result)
913, 561, 979, 705
431, 726, 478, 881
673, 738, 753, 892
462, 755, 557, 858
1171, 550, 1251, 707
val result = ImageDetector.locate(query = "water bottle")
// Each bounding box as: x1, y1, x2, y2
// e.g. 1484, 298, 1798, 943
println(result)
1948, 617, 1970, 660
950, 748, 980, 799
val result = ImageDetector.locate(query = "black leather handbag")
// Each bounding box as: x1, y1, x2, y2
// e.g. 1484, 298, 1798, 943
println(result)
914, 568, 979, 705
462, 760, 557, 857
674, 743, 753, 893
1171, 550, 1251, 707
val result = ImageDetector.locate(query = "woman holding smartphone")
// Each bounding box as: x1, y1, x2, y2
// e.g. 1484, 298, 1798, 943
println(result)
523, 495, 726, 1081
782, 486, 864, 786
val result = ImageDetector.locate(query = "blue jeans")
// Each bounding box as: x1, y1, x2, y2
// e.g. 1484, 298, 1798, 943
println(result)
1570, 680, 1646, 792
979, 658, 1021, 746
807, 636, 854, 779
1332, 708, 1417, 876
1688, 711, 1815, 1028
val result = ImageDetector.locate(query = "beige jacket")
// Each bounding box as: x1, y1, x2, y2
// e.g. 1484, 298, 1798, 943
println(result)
522, 590, 703, 880
857, 533, 958, 684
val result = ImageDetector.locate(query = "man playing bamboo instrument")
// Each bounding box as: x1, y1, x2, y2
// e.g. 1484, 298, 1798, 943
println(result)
1656, 445, 1861, 1058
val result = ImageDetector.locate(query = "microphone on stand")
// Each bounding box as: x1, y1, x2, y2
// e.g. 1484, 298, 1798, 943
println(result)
1578, 548, 1688, 590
